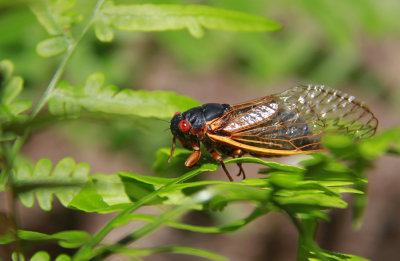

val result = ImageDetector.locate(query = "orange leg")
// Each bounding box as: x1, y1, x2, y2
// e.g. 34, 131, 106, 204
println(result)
210, 151, 233, 182
185, 141, 201, 167
185, 150, 201, 167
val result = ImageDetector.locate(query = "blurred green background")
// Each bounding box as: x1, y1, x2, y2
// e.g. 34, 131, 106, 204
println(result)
1, 0, 400, 260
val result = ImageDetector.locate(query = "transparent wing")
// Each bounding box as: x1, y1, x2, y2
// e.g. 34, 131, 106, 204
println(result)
209, 84, 378, 153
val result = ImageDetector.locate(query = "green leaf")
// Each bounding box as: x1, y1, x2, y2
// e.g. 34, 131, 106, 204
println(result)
30, 0, 79, 35
0, 212, 16, 244
12, 252, 25, 261
18, 230, 50, 241
8, 100, 33, 116
54, 255, 71, 261
102, 244, 228, 261
13, 158, 90, 211
0, 59, 14, 81
36, 37, 68, 57
1, 76, 22, 104
113, 207, 266, 234
13, 230, 92, 249
53, 230, 92, 248
359, 128, 400, 158
97, 1, 281, 40
225, 157, 305, 173
30, 0, 62, 35
0, 60, 32, 128
48, 73, 200, 119
67, 180, 112, 213
84, 72, 104, 96
119, 173, 167, 205
94, 15, 114, 42
275, 190, 348, 209
307, 248, 369, 261
30, 251, 50, 261
300, 154, 362, 183
91, 173, 131, 206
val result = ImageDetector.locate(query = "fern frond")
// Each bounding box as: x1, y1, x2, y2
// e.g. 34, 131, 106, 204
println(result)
30, 0, 83, 57
0, 60, 32, 141
30, 0, 79, 36
48, 72, 200, 119
13, 157, 90, 211
94, 1, 281, 41
12, 251, 71, 261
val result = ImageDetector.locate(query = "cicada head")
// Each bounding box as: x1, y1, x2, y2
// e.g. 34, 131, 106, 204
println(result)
168, 111, 194, 163
168, 103, 232, 163
170, 112, 191, 137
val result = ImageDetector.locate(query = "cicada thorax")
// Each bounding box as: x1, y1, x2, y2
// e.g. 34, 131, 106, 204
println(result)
170, 84, 378, 181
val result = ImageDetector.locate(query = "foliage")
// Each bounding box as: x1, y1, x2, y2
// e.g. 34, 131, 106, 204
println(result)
48, 72, 199, 119
0, 0, 399, 261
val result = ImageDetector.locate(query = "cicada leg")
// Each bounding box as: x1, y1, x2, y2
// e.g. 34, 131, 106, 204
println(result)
210, 150, 233, 182
185, 141, 202, 167
185, 151, 201, 167
232, 149, 246, 179
235, 161, 246, 179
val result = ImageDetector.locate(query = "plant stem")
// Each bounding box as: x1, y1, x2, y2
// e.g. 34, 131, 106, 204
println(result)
5, 0, 106, 179
73, 165, 214, 261
3, 0, 105, 257
30, 0, 106, 119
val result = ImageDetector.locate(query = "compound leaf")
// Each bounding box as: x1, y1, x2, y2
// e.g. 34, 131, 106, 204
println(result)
36, 36, 68, 57
30, 251, 50, 261
0, 60, 32, 141
48, 72, 200, 119
95, 1, 281, 41
30, 0, 80, 36
13, 157, 90, 211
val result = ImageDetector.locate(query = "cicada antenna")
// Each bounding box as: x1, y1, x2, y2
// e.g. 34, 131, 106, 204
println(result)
154, 118, 170, 123
167, 136, 176, 164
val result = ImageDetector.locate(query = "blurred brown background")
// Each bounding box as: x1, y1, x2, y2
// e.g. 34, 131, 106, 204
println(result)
1, 0, 400, 260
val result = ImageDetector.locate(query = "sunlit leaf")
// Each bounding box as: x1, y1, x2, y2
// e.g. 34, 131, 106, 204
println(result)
48, 73, 200, 119
36, 36, 68, 57
96, 1, 281, 40
102, 244, 228, 261
54, 254, 71, 261
1, 76, 22, 104
4, 230, 93, 249
30, 251, 50, 261
67, 180, 112, 213
30, 0, 80, 35
0, 59, 14, 81
13, 158, 90, 211
94, 15, 114, 42
0, 60, 32, 140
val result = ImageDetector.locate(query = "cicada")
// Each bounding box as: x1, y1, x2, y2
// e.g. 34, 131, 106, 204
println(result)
169, 84, 378, 181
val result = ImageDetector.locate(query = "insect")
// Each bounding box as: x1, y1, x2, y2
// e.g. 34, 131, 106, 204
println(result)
169, 84, 378, 181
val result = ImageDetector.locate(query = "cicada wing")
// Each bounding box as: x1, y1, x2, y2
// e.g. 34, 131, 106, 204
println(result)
276, 85, 378, 139
209, 85, 378, 155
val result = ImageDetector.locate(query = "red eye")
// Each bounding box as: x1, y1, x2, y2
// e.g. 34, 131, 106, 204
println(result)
179, 120, 190, 132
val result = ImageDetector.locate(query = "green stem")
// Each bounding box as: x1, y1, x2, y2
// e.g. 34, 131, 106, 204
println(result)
30, 0, 105, 119
72, 166, 212, 261
296, 218, 318, 261
92, 200, 197, 261
91, 207, 267, 260
2, 0, 105, 257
